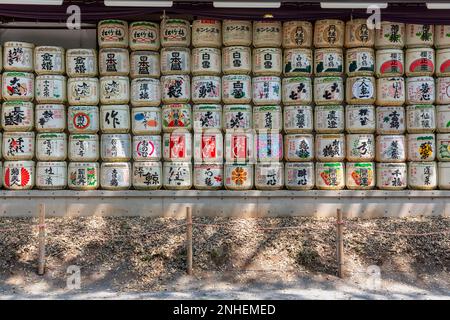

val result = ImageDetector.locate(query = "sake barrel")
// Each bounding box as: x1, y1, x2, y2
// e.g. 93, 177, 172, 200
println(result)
285, 162, 315, 190
34, 46, 65, 75
436, 133, 450, 161
256, 133, 283, 162
376, 77, 405, 106
132, 106, 161, 135
345, 105, 376, 133
314, 77, 344, 105
437, 105, 450, 133
376, 106, 406, 134
161, 74, 190, 104
376, 162, 407, 190
192, 19, 221, 48
314, 19, 345, 48
2, 131, 35, 160
67, 77, 99, 105
375, 134, 406, 162
253, 105, 282, 133
100, 104, 130, 133
35, 74, 67, 104
222, 20, 252, 46
438, 162, 450, 189
375, 49, 404, 77
130, 51, 160, 78
34, 104, 67, 132
133, 135, 161, 161
284, 133, 314, 161
100, 133, 132, 161
68, 105, 99, 134
346, 162, 376, 190
252, 76, 281, 105
375, 22, 405, 49
314, 48, 344, 76
36, 161, 67, 190
222, 46, 251, 75
407, 133, 435, 161
3, 42, 34, 72
132, 161, 162, 190
68, 134, 99, 161
346, 134, 375, 161
100, 162, 131, 190
282, 21, 313, 49
67, 162, 99, 190
253, 21, 282, 48
36, 133, 67, 161
160, 19, 191, 48
346, 47, 375, 77
162, 104, 192, 132
99, 48, 129, 76
2, 101, 34, 132
2, 72, 34, 101
283, 48, 313, 76
255, 162, 284, 190
3, 160, 35, 190
282, 77, 312, 105
405, 48, 435, 77
224, 131, 255, 163
406, 105, 436, 133
160, 47, 190, 75
406, 76, 435, 106
406, 24, 434, 48
162, 132, 193, 162
130, 78, 161, 107
224, 163, 253, 190
345, 19, 374, 48
435, 25, 450, 49
98, 19, 128, 48
314, 105, 345, 133
283, 105, 313, 134
191, 75, 221, 104
193, 163, 223, 190
408, 161, 437, 190
252, 48, 282, 76
66, 49, 98, 77
223, 105, 252, 131
436, 49, 450, 77
346, 76, 376, 105
163, 161, 192, 190
222, 75, 251, 104
193, 130, 224, 163
191, 47, 221, 76
315, 162, 345, 190
129, 21, 160, 51
193, 104, 222, 131
315, 134, 345, 162
99, 76, 129, 105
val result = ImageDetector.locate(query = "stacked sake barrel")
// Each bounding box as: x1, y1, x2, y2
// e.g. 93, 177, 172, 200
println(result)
313, 20, 346, 190
1, 42, 36, 190
282, 21, 315, 189
374, 22, 408, 190
434, 25, 450, 189
344, 19, 376, 189
129, 21, 162, 189
222, 20, 254, 190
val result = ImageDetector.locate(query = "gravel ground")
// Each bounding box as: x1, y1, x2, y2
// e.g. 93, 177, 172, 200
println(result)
0, 216, 449, 298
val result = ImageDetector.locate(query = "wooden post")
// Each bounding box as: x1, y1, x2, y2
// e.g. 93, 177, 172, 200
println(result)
38, 203, 46, 276
336, 208, 344, 278
186, 207, 193, 276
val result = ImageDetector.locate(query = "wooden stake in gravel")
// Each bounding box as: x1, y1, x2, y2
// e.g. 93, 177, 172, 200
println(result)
336, 208, 344, 278
186, 207, 193, 276
38, 203, 46, 276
